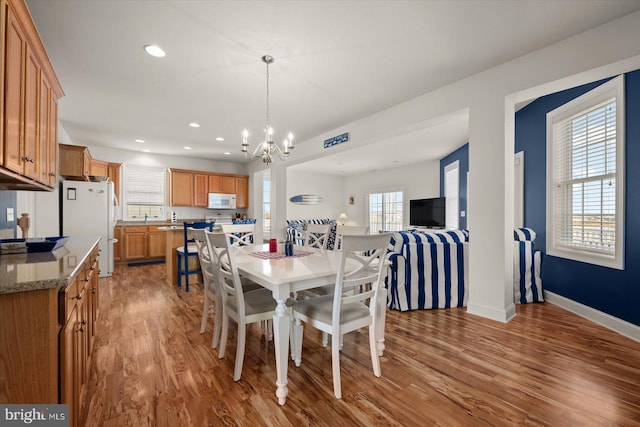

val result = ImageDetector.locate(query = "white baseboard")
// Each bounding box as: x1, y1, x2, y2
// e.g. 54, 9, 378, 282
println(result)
545, 291, 640, 343
466, 302, 516, 323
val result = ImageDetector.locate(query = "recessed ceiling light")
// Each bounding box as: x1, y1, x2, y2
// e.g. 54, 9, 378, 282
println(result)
216, 137, 224, 141
143, 149, 150, 153
189, 122, 200, 128
184, 146, 192, 150
223, 152, 231, 155
144, 44, 166, 58
135, 139, 145, 143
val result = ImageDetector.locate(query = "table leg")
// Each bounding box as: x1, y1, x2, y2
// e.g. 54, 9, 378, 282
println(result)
273, 298, 289, 405
376, 288, 387, 357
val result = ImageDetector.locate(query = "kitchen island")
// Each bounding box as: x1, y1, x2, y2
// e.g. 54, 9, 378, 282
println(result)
0, 237, 100, 427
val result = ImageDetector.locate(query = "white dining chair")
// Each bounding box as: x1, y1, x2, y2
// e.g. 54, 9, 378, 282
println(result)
191, 229, 223, 349
334, 225, 370, 250
220, 223, 255, 246
206, 230, 277, 381
292, 233, 391, 399
304, 223, 330, 249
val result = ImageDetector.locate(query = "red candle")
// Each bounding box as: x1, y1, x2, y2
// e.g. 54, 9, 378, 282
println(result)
269, 238, 277, 252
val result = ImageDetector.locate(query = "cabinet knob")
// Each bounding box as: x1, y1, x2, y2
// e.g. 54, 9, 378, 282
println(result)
91, 287, 96, 294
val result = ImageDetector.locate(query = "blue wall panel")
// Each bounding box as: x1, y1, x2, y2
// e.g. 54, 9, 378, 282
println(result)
0, 190, 17, 237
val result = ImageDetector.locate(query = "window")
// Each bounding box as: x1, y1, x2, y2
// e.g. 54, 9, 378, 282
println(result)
263, 170, 271, 234
368, 191, 403, 233
444, 160, 459, 229
123, 164, 166, 221
546, 75, 624, 269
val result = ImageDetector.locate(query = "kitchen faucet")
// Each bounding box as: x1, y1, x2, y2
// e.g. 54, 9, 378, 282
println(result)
144, 213, 148, 223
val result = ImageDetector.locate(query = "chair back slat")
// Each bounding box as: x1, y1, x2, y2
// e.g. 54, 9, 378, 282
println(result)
221, 223, 255, 246
332, 233, 392, 326
205, 230, 246, 317
305, 223, 331, 249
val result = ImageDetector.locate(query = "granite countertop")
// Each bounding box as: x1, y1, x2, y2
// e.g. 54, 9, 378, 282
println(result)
0, 237, 100, 295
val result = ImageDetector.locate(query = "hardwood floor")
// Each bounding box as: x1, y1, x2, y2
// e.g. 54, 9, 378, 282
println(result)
81, 264, 640, 426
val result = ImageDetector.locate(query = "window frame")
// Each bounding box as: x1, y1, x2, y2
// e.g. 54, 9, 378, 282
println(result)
444, 160, 460, 230
367, 189, 404, 233
122, 164, 167, 221
545, 75, 625, 270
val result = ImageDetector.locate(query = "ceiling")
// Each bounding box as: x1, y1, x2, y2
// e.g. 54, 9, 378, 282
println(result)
27, 0, 640, 175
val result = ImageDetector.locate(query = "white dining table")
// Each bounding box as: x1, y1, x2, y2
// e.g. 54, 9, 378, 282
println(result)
230, 243, 387, 405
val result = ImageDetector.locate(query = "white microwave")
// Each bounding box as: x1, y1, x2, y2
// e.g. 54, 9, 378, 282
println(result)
208, 193, 236, 209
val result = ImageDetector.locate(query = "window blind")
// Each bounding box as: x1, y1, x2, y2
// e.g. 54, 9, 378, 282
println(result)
445, 162, 459, 229
552, 99, 616, 255
125, 164, 165, 206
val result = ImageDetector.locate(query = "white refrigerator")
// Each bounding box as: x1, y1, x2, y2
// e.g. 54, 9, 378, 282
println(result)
61, 180, 117, 277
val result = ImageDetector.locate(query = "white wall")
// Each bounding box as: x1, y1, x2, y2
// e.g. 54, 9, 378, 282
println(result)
343, 160, 439, 227
246, 10, 640, 324
286, 170, 344, 220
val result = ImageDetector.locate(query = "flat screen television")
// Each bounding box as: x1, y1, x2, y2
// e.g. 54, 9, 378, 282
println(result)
410, 197, 446, 228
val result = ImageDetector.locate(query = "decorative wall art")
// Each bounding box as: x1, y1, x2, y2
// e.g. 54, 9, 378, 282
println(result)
289, 195, 324, 205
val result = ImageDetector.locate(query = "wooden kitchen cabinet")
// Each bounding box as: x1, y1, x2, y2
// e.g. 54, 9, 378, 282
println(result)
124, 226, 147, 260
90, 159, 108, 177
147, 226, 167, 258
113, 226, 123, 261
194, 173, 209, 207
59, 143, 91, 180
221, 175, 236, 194
235, 176, 249, 208
122, 225, 166, 261
169, 169, 194, 206
108, 162, 121, 201
0, 0, 63, 191
208, 174, 222, 193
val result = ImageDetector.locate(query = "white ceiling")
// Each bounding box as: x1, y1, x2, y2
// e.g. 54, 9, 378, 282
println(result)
27, 0, 640, 175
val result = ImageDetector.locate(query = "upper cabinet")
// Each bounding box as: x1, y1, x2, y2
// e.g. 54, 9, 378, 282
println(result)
0, 0, 64, 190
169, 168, 249, 208
59, 144, 91, 180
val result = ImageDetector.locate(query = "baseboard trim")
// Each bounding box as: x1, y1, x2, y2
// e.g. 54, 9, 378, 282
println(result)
466, 302, 516, 323
545, 291, 640, 343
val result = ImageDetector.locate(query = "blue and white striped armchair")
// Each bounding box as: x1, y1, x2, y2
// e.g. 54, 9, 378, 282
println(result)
386, 230, 469, 311
513, 228, 544, 304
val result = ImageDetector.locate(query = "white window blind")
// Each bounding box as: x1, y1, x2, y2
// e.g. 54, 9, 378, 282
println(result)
444, 161, 459, 229
547, 75, 624, 269
124, 164, 166, 220
368, 191, 403, 233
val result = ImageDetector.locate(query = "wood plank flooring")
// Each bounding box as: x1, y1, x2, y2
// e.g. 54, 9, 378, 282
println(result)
81, 264, 640, 426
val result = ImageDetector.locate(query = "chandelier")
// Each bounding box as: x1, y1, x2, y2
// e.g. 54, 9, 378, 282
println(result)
241, 55, 294, 165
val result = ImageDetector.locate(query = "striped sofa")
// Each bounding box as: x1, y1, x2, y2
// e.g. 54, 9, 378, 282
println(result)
513, 228, 544, 304
386, 230, 469, 311
285, 219, 337, 249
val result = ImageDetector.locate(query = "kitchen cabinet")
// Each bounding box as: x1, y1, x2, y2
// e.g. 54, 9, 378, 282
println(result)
169, 169, 194, 206
108, 162, 121, 201
124, 226, 147, 260
0, 238, 99, 427
235, 176, 249, 208
123, 225, 166, 260
221, 175, 236, 194
208, 174, 222, 193
194, 173, 209, 207
90, 159, 108, 177
148, 225, 167, 258
114, 226, 123, 261
59, 143, 91, 180
0, 0, 63, 190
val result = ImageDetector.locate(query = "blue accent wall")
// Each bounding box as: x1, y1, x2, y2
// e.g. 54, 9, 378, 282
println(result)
0, 190, 17, 237
515, 70, 640, 326
438, 70, 640, 326
439, 143, 468, 230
